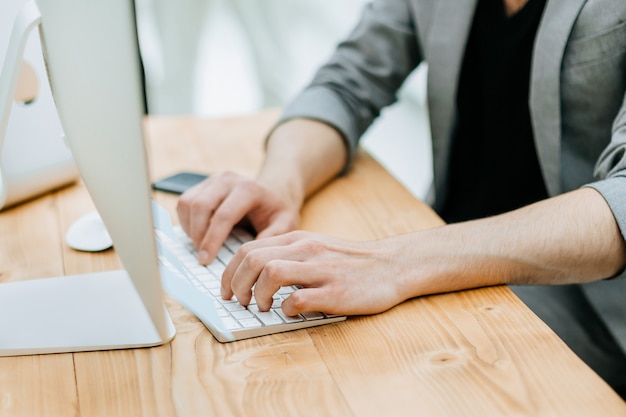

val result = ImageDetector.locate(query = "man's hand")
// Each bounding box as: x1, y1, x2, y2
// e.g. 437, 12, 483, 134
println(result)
177, 172, 300, 265
218, 188, 626, 318
177, 117, 348, 266
221, 231, 411, 316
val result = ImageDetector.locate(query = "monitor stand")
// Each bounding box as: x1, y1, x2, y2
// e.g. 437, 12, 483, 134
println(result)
0, 270, 175, 356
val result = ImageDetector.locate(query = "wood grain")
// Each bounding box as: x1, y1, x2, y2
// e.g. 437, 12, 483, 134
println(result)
0, 109, 624, 416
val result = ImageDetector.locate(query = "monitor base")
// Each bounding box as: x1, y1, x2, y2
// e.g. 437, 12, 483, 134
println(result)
0, 270, 175, 356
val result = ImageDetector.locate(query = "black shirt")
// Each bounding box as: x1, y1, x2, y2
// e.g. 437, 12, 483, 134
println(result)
439, 0, 549, 223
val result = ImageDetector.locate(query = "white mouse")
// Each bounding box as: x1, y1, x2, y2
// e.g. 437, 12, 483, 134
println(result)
65, 211, 113, 252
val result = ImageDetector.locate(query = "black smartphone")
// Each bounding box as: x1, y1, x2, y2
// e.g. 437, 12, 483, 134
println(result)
152, 171, 208, 195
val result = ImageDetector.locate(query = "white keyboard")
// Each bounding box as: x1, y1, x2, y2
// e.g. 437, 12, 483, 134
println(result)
156, 226, 346, 342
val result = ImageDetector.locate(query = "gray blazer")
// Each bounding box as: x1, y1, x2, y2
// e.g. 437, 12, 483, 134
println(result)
280, 0, 626, 351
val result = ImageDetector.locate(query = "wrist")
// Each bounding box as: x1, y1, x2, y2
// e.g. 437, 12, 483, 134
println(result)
262, 118, 346, 200
256, 168, 305, 214
393, 224, 511, 299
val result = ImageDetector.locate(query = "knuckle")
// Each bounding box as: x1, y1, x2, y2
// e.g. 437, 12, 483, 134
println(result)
176, 194, 192, 210
241, 247, 264, 269
295, 238, 324, 255
210, 208, 231, 223
177, 193, 189, 205
234, 179, 263, 201
189, 197, 208, 213
287, 291, 307, 311
230, 278, 250, 295
220, 170, 238, 181
263, 260, 284, 281
283, 230, 307, 244
289, 230, 306, 239
237, 241, 254, 258
237, 178, 257, 191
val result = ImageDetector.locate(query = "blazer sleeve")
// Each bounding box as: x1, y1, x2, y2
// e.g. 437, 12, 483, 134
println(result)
587, 93, 626, 242
276, 0, 422, 171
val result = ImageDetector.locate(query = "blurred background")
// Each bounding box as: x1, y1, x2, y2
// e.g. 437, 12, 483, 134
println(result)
135, 0, 433, 200
1, 0, 433, 200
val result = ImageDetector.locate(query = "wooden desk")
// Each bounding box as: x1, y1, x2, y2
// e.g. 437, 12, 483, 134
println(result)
1, 109, 625, 416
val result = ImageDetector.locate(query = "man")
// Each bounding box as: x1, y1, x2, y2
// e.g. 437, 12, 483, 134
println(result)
177, 0, 626, 397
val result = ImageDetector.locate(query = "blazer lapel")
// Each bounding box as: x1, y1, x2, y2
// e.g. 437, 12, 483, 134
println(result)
426, 0, 478, 207
530, 0, 587, 196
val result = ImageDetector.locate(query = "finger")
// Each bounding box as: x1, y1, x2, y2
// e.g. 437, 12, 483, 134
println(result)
223, 230, 305, 273
221, 238, 265, 301
188, 194, 224, 250
197, 187, 264, 264
248, 254, 330, 311
253, 261, 351, 316
255, 213, 298, 239
176, 181, 203, 234
280, 287, 334, 316
253, 259, 306, 311
222, 237, 310, 305
222, 244, 269, 306
221, 230, 315, 302
176, 177, 223, 245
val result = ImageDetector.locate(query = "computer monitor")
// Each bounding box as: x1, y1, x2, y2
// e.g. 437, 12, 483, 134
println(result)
0, 0, 176, 355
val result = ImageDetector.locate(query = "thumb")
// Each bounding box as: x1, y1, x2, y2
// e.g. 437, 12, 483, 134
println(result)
255, 215, 298, 239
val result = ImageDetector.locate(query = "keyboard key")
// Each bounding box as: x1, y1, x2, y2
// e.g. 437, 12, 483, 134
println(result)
231, 228, 254, 243
214, 305, 229, 318
248, 305, 284, 326
301, 311, 325, 321
278, 286, 296, 296
223, 236, 243, 253
208, 262, 226, 276
224, 302, 246, 312
220, 316, 241, 330
275, 309, 304, 323
217, 246, 234, 263
239, 317, 262, 329
231, 310, 254, 320
158, 226, 346, 339
201, 280, 220, 290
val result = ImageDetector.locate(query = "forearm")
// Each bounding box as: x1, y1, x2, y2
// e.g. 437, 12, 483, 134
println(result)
402, 187, 626, 298
219, 183, 626, 316
257, 118, 347, 211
